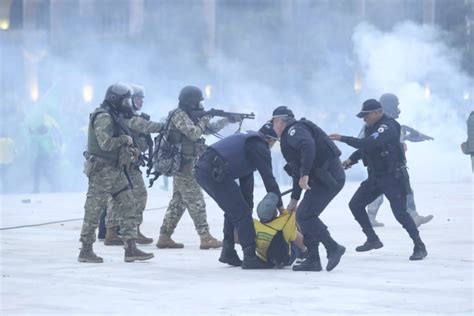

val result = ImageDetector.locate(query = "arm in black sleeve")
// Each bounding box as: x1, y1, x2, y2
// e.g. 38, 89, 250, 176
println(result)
246, 138, 283, 208
340, 122, 398, 150
286, 126, 316, 177
349, 149, 362, 164
290, 176, 302, 201
239, 174, 254, 210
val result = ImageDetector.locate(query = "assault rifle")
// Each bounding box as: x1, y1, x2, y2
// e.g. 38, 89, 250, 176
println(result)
189, 108, 255, 122
401, 125, 434, 142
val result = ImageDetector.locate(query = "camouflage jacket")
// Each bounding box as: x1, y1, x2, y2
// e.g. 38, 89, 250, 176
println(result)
126, 115, 164, 153
168, 108, 228, 172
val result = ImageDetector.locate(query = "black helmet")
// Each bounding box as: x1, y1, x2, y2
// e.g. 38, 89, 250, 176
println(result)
379, 93, 400, 119
104, 82, 132, 107
178, 85, 204, 108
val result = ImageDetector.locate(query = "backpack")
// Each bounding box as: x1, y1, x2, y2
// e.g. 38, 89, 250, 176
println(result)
152, 110, 181, 177
266, 230, 291, 267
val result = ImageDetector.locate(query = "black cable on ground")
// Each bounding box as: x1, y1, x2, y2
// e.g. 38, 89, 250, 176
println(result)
0, 205, 169, 231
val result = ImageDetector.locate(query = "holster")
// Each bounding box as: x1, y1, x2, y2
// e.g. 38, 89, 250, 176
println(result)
395, 166, 413, 195
211, 154, 229, 183
312, 167, 338, 190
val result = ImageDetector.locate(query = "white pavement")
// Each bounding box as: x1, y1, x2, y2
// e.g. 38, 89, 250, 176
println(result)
0, 181, 473, 315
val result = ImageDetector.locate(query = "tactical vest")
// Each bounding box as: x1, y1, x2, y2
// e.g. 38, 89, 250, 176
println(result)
166, 109, 200, 157
361, 116, 406, 174
211, 131, 261, 179
87, 108, 123, 163
281, 119, 341, 170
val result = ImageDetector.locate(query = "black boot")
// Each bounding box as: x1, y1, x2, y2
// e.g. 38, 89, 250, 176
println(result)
409, 241, 427, 261
293, 245, 322, 272
241, 246, 272, 269
326, 244, 346, 272
319, 230, 345, 272
355, 237, 383, 252
219, 240, 242, 266
124, 239, 155, 262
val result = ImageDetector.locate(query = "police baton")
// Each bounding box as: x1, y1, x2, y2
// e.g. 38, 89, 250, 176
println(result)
281, 188, 292, 196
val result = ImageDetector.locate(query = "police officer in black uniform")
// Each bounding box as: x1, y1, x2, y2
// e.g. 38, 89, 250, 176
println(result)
271, 106, 346, 272
195, 123, 283, 269
330, 99, 428, 261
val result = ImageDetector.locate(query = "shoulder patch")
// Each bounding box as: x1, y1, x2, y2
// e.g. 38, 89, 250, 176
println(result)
288, 127, 296, 136
377, 124, 388, 133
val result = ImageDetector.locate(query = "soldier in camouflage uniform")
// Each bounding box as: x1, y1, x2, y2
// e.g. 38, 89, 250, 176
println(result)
104, 84, 163, 246
365, 93, 434, 228
78, 82, 154, 263
157, 86, 234, 250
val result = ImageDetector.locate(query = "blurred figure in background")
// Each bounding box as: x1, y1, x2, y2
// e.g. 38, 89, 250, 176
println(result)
0, 134, 16, 193
29, 114, 62, 193
461, 111, 474, 172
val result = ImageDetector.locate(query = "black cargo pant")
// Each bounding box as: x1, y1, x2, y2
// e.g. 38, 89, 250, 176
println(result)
195, 151, 256, 249
349, 173, 420, 242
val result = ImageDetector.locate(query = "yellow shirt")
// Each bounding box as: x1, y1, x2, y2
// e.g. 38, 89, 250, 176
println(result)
254, 210, 297, 262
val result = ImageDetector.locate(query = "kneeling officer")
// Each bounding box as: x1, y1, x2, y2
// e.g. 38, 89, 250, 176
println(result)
196, 123, 283, 269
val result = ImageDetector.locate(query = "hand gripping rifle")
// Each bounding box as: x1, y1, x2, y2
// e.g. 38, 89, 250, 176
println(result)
189, 108, 255, 134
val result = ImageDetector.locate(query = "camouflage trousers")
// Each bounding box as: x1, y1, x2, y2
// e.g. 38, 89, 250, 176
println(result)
80, 162, 137, 244
159, 170, 209, 237
107, 167, 147, 227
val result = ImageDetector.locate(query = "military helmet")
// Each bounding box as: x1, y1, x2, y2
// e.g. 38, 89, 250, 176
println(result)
379, 93, 400, 119
256, 192, 279, 223
131, 84, 145, 98
104, 82, 132, 107
178, 85, 204, 107
130, 84, 145, 112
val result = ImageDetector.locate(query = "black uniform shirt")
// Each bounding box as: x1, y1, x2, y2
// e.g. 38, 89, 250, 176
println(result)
280, 122, 316, 200
343, 115, 404, 174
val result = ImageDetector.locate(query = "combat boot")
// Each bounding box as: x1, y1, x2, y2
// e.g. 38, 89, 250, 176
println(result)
124, 239, 155, 262
200, 233, 223, 249
293, 245, 322, 272
413, 214, 434, 227
326, 244, 346, 272
409, 242, 427, 261
355, 237, 383, 252
369, 215, 385, 227
78, 243, 103, 263
104, 226, 124, 246
241, 246, 272, 269
136, 225, 153, 245
156, 235, 184, 249
218, 240, 242, 266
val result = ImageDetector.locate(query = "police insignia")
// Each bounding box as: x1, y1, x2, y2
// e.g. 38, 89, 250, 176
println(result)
371, 132, 379, 139
289, 128, 295, 136
378, 124, 388, 133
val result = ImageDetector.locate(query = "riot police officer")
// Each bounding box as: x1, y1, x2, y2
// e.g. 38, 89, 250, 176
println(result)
330, 99, 427, 261
366, 93, 434, 228
271, 106, 346, 272
103, 84, 163, 246
79, 82, 154, 263
157, 85, 230, 250
195, 123, 282, 269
